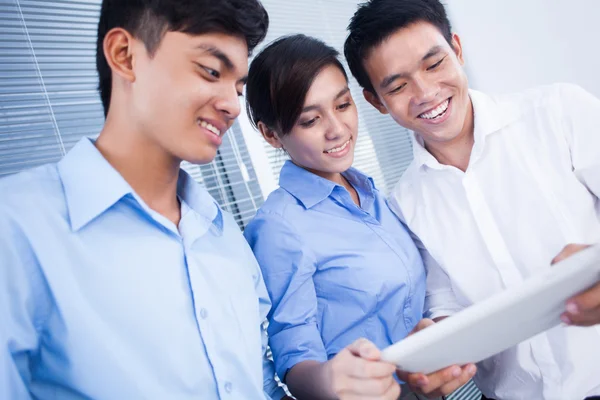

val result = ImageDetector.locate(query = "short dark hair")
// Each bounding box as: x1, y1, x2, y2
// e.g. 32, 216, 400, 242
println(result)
344, 0, 453, 94
246, 34, 348, 136
96, 0, 269, 117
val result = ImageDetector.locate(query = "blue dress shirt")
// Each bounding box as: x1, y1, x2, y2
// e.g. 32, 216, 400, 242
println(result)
0, 138, 284, 400
244, 161, 426, 380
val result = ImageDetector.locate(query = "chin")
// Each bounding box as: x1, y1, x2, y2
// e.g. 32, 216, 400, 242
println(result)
181, 150, 218, 165
341, 161, 354, 172
339, 158, 355, 172
322, 159, 353, 172
422, 129, 461, 143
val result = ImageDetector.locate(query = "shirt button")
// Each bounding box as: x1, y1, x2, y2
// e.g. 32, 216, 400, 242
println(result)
199, 308, 208, 319
224, 381, 233, 393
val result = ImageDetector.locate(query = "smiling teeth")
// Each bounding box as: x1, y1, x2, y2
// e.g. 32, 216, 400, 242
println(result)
325, 139, 350, 153
198, 119, 221, 136
419, 99, 449, 119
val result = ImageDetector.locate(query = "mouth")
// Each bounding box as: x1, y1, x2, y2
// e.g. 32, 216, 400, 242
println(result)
197, 118, 223, 138
418, 97, 451, 121
324, 138, 351, 154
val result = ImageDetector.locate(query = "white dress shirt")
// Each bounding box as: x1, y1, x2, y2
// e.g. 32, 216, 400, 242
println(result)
391, 84, 600, 400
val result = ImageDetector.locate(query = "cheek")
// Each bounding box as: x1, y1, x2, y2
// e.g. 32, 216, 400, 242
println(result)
347, 111, 359, 133
389, 101, 412, 125
157, 81, 200, 122
294, 139, 318, 157
445, 64, 467, 88
283, 134, 322, 161
133, 69, 177, 116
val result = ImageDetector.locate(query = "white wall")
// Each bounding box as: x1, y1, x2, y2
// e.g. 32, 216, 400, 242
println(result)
446, 0, 600, 98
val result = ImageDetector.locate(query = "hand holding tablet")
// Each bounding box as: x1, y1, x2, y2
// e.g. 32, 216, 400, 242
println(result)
382, 245, 600, 375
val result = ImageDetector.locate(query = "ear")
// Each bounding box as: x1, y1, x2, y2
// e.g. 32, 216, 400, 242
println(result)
451, 33, 465, 66
363, 88, 388, 115
103, 27, 137, 83
257, 122, 284, 149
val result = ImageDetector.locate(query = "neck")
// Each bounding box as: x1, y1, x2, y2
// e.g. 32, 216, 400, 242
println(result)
300, 163, 360, 205
300, 163, 346, 187
423, 98, 475, 172
95, 112, 182, 224
328, 172, 347, 188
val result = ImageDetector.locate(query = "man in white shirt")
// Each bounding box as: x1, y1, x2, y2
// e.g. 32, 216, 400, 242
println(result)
344, 0, 600, 399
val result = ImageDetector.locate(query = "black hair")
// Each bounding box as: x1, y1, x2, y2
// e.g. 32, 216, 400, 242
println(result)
344, 0, 453, 94
246, 34, 348, 136
96, 0, 269, 117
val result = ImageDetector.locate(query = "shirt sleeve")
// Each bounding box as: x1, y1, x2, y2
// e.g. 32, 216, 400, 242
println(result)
244, 211, 327, 382
0, 205, 50, 399
558, 83, 600, 198
244, 246, 287, 400
387, 195, 463, 319
260, 322, 287, 400
419, 243, 464, 319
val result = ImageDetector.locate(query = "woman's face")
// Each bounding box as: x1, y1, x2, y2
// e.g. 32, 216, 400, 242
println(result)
276, 64, 359, 181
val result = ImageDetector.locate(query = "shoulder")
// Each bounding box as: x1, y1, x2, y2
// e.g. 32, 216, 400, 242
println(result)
0, 163, 67, 228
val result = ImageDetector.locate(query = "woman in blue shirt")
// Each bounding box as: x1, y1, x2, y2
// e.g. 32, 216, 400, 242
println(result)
244, 34, 474, 400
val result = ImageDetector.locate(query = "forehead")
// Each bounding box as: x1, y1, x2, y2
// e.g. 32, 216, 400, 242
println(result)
303, 65, 348, 104
159, 31, 249, 72
364, 22, 450, 79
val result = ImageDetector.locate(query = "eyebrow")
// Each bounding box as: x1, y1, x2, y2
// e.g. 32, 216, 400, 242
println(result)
301, 87, 350, 113
422, 45, 444, 61
196, 44, 248, 84
379, 45, 445, 90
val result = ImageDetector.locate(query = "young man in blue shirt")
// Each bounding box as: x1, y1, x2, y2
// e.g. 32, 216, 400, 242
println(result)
0, 0, 286, 398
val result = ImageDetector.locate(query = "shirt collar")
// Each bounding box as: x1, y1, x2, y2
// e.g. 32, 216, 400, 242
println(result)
176, 169, 223, 232
58, 137, 222, 232
412, 89, 523, 169
278, 160, 376, 209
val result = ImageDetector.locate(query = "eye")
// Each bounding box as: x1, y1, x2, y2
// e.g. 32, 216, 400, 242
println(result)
195, 63, 221, 79
427, 56, 446, 71
299, 117, 318, 128
236, 84, 245, 97
389, 83, 407, 95
337, 102, 352, 110
204, 67, 220, 78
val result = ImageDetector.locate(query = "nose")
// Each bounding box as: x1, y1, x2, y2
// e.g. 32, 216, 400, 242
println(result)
325, 113, 346, 141
214, 84, 241, 120
412, 74, 439, 106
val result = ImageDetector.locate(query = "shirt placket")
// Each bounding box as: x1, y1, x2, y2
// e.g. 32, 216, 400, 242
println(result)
462, 171, 563, 397
179, 210, 236, 399
462, 172, 522, 288
532, 334, 564, 399
340, 188, 418, 331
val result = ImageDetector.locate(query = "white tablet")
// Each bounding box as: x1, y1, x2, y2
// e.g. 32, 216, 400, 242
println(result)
381, 245, 600, 374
